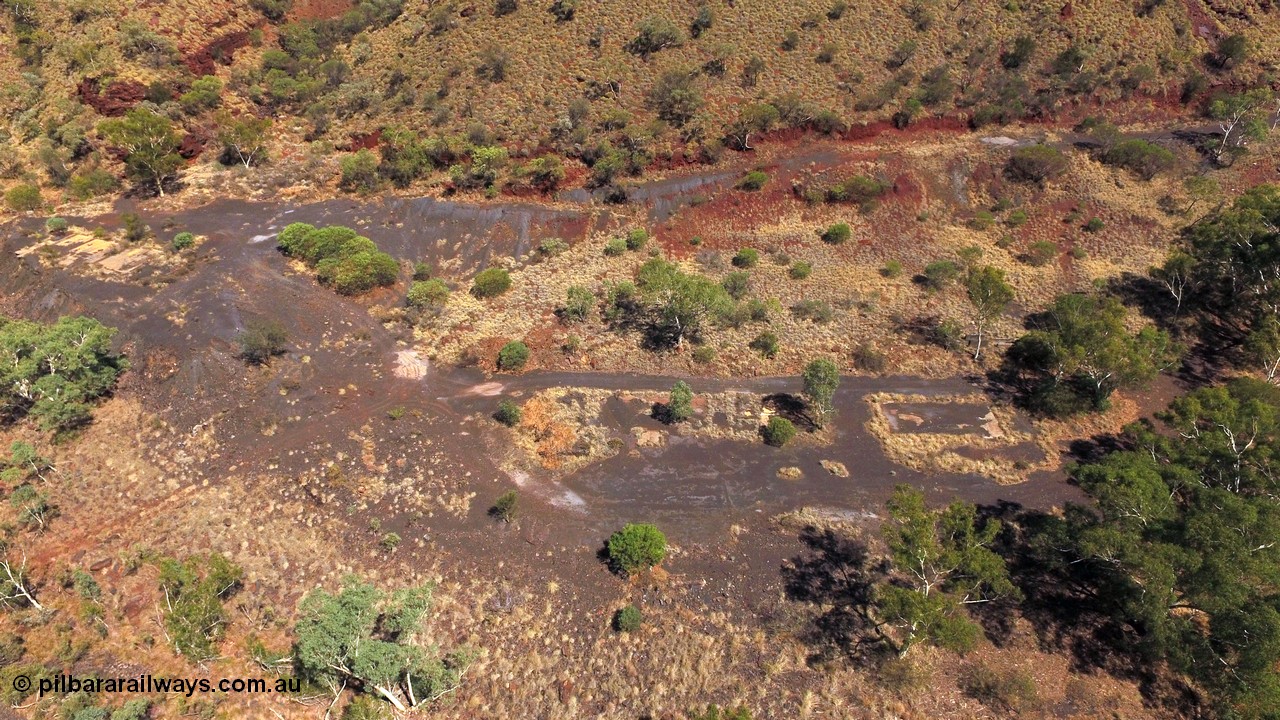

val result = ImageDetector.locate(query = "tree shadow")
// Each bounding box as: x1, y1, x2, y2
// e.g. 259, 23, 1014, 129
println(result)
781, 526, 887, 664
763, 393, 818, 432
989, 505, 1208, 718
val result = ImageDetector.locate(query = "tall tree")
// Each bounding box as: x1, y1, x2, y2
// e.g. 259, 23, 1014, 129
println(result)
0, 315, 127, 432
1044, 379, 1280, 717
801, 358, 840, 427
965, 266, 1014, 360
98, 108, 182, 196
214, 112, 272, 168
295, 577, 469, 716
1006, 293, 1176, 414
875, 485, 1019, 656
635, 259, 732, 348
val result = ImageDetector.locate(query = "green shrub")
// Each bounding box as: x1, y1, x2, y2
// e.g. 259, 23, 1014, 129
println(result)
604, 237, 627, 256
629, 15, 683, 55
1103, 138, 1175, 180
379, 532, 401, 551
339, 149, 380, 193
666, 380, 693, 423
157, 554, 243, 660
276, 223, 399, 295
412, 262, 433, 280
122, 212, 148, 242
494, 399, 522, 426
749, 331, 780, 358
179, 76, 222, 113
882, 260, 903, 278
789, 261, 813, 280
497, 341, 529, 371
922, 260, 961, 289
969, 211, 995, 230
722, 271, 751, 300
1006, 209, 1028, 227
1023, 240, 1058, 266
732, 248, 760, 268
171, 231, 195, 251
737, 170, 768, 191
491, 490, 518, 521
625, 228, 649, 250
472, 267, 512, 298
824, 175, 886, 209
538, 237, 568, 257
1006, 144, 1067, 184
236, 319, 288, 364
1083, 217, 1105, 232
791, 299, 834, 323
45, 217, 68, 235
614, 604, 643, 632
407, 279, 449, 309
607, 523, 667, 573
67, 169, 118, 200
5, 184, 41, 211
821, 222, 852, 244
561, 285, 594, 322
763, 416, 796, 447
693, 346, 717, 364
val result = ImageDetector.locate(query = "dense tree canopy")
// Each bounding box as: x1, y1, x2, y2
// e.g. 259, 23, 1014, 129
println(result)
97, 109, 182, 196
1041, 379, 1280, 717
277, 222, 398, 295
295, 577, 469, 712
0, 316, 126, 432
1005, 293, 1175, 415
635, 259, 733, 348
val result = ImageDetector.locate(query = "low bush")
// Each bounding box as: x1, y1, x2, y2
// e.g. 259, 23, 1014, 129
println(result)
560, 285, 594, 323
789, 261, 813, 279
922, 260, 961, 290
1102, 138, 1175, 180
821, 222, 851, 244
171, 231, 195, 251
472, 267, 512, 298
491, 490, 518, 522
45, 217, 68, 235
5, 184, 41, 211
497, 341, 529, 371
407, 279, 449, 308
494, 399, 522, 426
237, 319, 288, 364
614, 604, 643, 632
607, 523, 667, 573
737, 170, 768, 191
852, 344, 887, 373
749, 331, 780, 358
1006, 145, 1067, 185
791, 300, 834, 323
277, 222, 397, 295
722, 271, 751, 300
625, 228, 649, 250
763, 416, 796, 447
1023, 240, 1058, 266
732, 248, 759, 268
604, 237, 627, 256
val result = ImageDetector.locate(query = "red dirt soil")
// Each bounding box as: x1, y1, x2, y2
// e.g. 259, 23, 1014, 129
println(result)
77, 77, 146, 116
184, 30, 254, 76
288, 0, 355, 20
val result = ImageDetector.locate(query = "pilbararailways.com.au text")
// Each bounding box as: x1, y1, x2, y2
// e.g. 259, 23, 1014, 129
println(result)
23, 673, 300, 698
